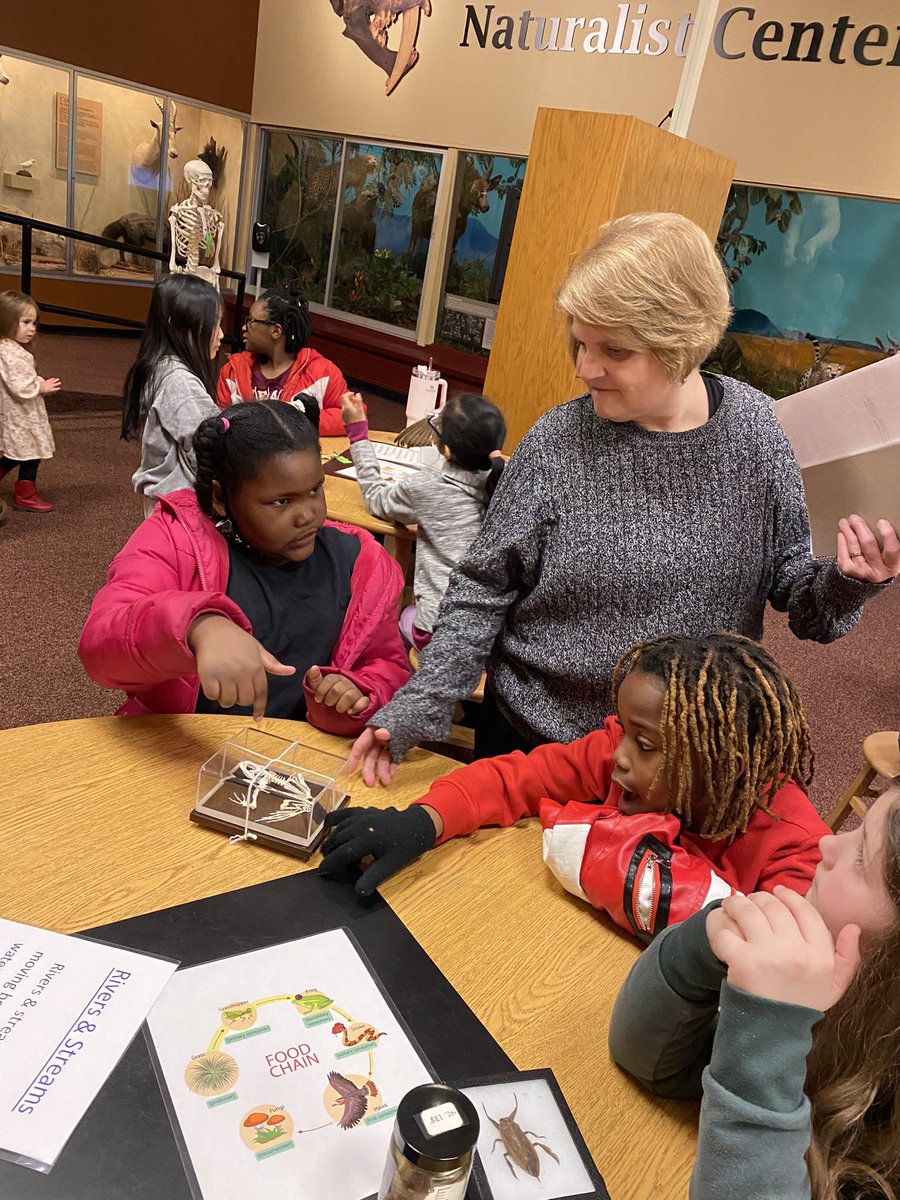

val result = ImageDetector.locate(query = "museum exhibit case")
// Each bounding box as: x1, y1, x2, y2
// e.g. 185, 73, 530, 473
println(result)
715, 183, 900, 395
0, 48, 249, 287
255, 128, 448, 339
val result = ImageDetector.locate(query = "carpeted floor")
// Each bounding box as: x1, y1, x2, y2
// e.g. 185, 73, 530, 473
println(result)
2, 333, 897, 818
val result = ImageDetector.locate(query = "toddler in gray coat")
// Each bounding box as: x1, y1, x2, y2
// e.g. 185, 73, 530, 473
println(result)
341, 390, 505, 646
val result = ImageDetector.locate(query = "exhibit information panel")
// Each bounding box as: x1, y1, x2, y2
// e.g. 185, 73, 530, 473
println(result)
145, 928, 434, 1200
0, 919, 177, 1173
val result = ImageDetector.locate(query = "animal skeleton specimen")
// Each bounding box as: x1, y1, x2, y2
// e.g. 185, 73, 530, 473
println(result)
226, 760, 315, 824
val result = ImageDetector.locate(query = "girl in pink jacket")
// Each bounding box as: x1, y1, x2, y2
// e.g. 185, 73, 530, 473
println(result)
79, 398, 410, 734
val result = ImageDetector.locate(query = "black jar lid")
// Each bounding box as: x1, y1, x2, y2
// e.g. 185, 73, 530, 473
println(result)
393, 1084, 480, 1172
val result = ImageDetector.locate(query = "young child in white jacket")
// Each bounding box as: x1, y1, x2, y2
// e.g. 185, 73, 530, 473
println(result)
341, 390, 505, 647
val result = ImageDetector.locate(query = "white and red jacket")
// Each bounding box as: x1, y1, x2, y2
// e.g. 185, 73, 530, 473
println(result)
216, 349, 352, 437
78, 489, 409, 736
414, 717, 828, 939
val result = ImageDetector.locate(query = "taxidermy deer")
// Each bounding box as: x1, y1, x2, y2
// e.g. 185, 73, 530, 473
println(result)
130, 99, 182, 179
407, 156, 500, 256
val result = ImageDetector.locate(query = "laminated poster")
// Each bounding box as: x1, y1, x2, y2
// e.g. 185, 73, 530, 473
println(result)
0, 918, 178, 1173
145, 928, 434, 1200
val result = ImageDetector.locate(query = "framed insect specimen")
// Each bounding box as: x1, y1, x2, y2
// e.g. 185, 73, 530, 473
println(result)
452, 1070, 610, 1200
191, 727, 349, 858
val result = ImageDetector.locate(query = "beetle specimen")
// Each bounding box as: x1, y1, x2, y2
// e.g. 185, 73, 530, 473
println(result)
484, 1096, 560, 1180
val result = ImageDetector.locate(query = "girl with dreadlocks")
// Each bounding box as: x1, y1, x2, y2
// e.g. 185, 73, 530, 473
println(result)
217, 282, 353, 435
320, 632, 828, 937
609, 783, 900, 1200
79, 399, 408, 730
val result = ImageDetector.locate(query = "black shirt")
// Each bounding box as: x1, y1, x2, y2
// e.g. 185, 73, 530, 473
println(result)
195, 526, 361, 720
703, 372, 725, 417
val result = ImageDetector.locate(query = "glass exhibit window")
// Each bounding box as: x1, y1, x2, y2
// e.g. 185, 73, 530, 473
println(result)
0, 54, 70, 275
164, 102, 246, 273
716, 184, 900, 396
257, 132, 343, 303
71, 77, 168, 280
330, 141, 444, 333
437, 153, 527, 355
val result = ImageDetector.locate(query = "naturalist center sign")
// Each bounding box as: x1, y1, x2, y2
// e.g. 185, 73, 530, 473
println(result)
460, 4, 900, 65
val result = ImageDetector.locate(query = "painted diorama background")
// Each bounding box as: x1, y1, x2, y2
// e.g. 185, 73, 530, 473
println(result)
716, 185, 900, 395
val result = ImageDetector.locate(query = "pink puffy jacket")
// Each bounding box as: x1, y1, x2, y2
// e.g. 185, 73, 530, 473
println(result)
78, 489, 410, 735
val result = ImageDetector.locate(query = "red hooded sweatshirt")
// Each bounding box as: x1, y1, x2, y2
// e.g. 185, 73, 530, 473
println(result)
78, 490, 409, 735
216, 348, 353, 436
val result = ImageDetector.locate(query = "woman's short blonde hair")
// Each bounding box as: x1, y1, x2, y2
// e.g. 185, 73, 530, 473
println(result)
556, 212, 732, 381
0, 291, 38, 341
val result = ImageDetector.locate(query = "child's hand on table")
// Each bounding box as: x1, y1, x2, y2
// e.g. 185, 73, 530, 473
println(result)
708, 886, 861, 1012
39, 377, 62, 395
348, 726, 397, 786
318, 804, 441, 896
188, 614, 295, 720
340, 391, 366, 425
305, 665, 369, 716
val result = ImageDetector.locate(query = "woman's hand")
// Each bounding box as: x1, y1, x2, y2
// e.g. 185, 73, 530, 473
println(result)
39, 377, 62, 395
305, 665, 369, 716
709, 886, 861, 1012
836, 514, 900, 583
318, 804, 439, 896
188, 614, 295, 720
348, 726, 397, 787
340, 391, 366, 425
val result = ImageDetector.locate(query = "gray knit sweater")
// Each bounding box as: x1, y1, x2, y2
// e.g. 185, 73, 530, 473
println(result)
132, 356, 219, 518
350, 438, 489, 632
374, 378, 886, 757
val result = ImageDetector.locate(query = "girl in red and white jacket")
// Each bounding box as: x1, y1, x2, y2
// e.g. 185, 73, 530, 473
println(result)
79, 398, 409, 734
320, 632, 829, 937
216, 282, 354, 436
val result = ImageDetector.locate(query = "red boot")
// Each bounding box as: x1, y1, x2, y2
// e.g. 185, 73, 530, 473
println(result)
13, 481, 53, 513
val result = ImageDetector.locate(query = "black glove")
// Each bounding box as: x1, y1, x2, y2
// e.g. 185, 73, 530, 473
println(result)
318, 805, 437, 897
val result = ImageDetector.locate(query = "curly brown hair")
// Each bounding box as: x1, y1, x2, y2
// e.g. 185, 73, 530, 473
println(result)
806, 784, 900, 1200
612, 631, 814, 839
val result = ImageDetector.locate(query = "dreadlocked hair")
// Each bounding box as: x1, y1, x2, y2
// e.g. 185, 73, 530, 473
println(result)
192, 396, 320, 517
260, 281, 312, 355
611, 631, 814, 839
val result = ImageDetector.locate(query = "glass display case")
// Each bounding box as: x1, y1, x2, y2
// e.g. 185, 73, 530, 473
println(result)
0, 54, 69, 273
716, 183, 900, 396
0, 47, 249, 286
437, 152, 527, 355
255, 129, 446, 338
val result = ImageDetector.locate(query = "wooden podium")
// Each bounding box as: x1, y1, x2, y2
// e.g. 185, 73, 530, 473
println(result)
484, 109, 735, 449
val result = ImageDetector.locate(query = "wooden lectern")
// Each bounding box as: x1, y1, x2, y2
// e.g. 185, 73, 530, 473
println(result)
484, 109, 735, 450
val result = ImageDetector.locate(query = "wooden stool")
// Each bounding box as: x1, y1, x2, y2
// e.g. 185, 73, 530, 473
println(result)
826, 731, 900, 830
408, 648, 486, 751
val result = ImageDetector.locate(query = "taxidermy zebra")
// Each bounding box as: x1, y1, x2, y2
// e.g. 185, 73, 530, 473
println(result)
798, 333, 845, 390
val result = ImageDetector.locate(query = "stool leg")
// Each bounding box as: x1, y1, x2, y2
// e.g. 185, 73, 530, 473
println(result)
826, 765, 876, 830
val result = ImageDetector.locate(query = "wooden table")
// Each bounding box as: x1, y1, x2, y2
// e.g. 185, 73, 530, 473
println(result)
321, 431, 416, 579
0, 715, 697, 1198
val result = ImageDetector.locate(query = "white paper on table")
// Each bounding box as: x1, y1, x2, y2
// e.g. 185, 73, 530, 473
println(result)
145, 928, 434, 1200
335, 462, 419, 484
0, 919, 178, 1173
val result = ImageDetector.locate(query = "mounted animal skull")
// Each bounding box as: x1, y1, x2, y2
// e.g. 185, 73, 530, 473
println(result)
330, 0, 432, 95
130, 99, 183, 180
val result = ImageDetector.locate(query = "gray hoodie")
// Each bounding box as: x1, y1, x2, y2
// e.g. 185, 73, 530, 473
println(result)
132, 356, 219, 517
350, 438, 490, 632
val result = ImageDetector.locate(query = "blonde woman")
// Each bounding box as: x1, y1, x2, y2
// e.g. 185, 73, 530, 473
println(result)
350, 212, 900, 784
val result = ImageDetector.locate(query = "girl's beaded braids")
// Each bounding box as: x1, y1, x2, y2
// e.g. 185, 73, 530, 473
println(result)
612, 631, 814, 839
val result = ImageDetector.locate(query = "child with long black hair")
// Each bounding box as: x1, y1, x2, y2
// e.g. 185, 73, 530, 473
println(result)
217, 281, 351, 435
122, 274, 223, 517
342, 389, 506, 648
80, 398, 409, 731
320, 632, 828, 931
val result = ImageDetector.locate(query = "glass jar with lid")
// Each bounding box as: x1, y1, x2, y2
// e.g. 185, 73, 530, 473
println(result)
378, 1083, 480, 1200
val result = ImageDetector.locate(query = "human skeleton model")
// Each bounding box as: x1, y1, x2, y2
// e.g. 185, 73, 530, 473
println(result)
168, 160, 224, 289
